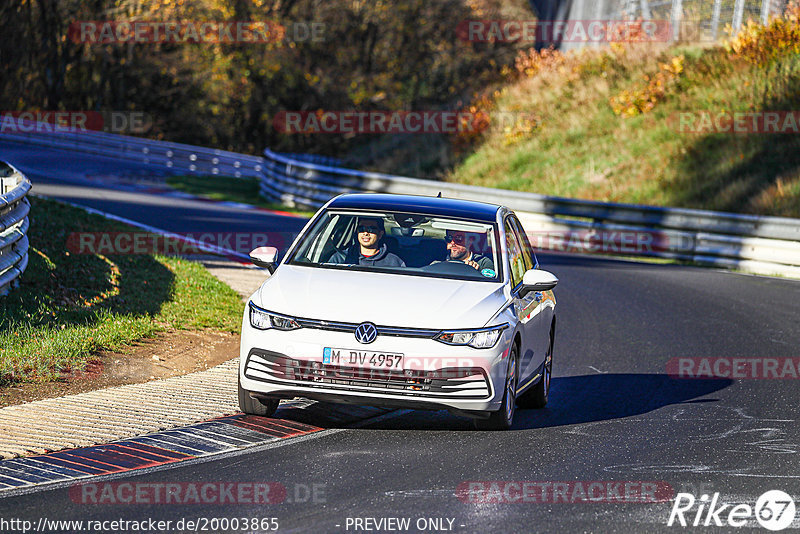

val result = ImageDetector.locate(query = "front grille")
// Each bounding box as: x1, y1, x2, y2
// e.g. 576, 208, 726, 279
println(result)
245, 350, 491, 399
293, 318, 440, 339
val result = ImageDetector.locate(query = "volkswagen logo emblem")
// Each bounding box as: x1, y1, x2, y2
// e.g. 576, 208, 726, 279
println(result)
354, 322, 378, 344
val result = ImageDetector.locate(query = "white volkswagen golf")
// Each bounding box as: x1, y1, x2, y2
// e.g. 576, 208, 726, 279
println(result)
239, 193, 558, 430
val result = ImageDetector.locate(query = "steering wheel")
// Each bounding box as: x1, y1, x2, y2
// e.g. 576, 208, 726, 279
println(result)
419, 260, 478, 275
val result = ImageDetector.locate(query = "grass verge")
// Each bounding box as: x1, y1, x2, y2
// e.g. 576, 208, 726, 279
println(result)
166, 175, 315, 218
0, 197, 244, 387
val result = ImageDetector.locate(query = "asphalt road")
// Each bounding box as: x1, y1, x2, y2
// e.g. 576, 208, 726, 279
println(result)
2, 141, 800, 533
0, 140, 307, 252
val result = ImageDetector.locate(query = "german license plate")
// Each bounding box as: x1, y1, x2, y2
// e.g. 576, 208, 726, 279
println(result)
323, 347, 403, 369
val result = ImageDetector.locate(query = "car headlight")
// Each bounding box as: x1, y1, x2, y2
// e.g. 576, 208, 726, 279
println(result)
434, 324, 508, 349
249, 302, 301, 331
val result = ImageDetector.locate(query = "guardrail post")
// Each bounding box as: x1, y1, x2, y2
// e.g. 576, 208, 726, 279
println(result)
640, 0, 652, 20
670, 0, 683, 42
592, 0, 606, 48
1, 174, 19, 195
733, 0, 746, 31
1, 177, 11, 195
623, 0, 637, 18
710, 0, 723, 41
761, 0, 771, 25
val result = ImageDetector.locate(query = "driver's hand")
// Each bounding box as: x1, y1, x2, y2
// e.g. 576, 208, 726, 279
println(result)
464, 260, 480, 270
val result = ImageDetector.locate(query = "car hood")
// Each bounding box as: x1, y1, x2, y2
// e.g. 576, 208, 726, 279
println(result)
253, 265, 507, 329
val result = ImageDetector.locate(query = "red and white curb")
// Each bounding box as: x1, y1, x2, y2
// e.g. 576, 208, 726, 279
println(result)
0, 414, 322, 493
0, 398, 393, 495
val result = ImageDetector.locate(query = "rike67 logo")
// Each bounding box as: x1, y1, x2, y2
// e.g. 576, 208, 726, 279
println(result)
668, 490, 796, 531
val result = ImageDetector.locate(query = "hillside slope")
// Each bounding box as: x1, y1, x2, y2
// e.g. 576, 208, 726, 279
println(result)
446, 8, 800, 217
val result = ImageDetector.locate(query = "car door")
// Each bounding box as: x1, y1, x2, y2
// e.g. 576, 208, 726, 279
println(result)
504, 216, 540, 386
509, 215, 553, 376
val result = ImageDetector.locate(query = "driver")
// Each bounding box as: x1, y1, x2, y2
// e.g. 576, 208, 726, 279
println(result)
327, 216, 406, 267
443, 230, 494, 271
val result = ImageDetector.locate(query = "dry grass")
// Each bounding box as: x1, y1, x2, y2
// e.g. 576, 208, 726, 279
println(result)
442, 8, 800, 217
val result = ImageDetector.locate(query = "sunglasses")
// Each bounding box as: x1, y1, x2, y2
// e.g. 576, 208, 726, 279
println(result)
445, 233, 466, 245
357, 225, 381, 234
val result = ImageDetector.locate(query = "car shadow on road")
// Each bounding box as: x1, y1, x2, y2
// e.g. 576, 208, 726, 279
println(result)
511, 373, 733, 430
317, 373, 733, 432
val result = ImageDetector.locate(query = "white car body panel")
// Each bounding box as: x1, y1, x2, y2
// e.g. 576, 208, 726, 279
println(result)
239, 193, 557, 419
253, 265, 508, 330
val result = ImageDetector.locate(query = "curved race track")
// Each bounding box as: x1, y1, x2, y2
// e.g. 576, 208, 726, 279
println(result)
1, 140, 799, 533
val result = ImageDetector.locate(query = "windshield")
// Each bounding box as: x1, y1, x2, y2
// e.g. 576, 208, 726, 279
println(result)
287, 210, 501, 282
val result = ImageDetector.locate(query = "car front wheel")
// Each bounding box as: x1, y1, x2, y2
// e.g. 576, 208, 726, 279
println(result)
238, 375, 280, 416
518, 325, 553, 409
474, 345, 517, 431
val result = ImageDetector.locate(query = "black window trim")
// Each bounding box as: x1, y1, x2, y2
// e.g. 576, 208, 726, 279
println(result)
503, 215, 527, 293
285, 208, 505, 283
508, 214, 537, 271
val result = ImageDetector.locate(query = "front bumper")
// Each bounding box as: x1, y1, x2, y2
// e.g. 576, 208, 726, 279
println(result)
239, 318, 511, 414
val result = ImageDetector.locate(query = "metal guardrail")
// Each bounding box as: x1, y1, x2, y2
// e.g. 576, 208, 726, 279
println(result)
274, 152, 343, 167
0, 162, 31, 297
260, 149, 800, 278
2, 122, 798, 279
1, 121, 263, 179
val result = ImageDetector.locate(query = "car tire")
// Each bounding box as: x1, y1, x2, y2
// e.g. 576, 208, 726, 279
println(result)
238, 375, 279, 417
517, 324, 554, 409
474, 345, 518, 431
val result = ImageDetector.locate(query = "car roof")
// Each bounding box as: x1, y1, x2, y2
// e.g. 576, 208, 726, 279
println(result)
327, 193, 502, 222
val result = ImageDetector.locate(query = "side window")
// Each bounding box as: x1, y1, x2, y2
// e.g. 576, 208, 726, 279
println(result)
504, 218, 526, 288
510, 216, 535, 271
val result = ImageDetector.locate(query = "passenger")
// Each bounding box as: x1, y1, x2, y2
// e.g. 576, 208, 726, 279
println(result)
443, 230, 494, 271
328, 216, 406, 267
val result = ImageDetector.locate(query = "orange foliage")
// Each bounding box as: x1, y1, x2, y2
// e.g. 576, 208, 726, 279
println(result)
453, 93, 495, 148
726, 1, 800, 63
513, 47, 568, 78
609, 55, 684, 117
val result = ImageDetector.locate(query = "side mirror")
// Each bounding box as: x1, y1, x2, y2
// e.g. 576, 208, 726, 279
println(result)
519, 269, 558, 298
250, 246, 279, 274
